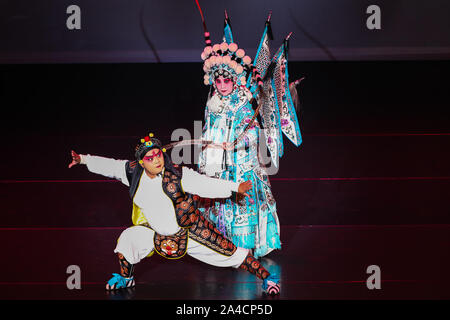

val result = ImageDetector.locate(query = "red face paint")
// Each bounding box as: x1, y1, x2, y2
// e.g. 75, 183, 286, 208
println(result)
215, 76, 234, 96
143, 149, 162, 162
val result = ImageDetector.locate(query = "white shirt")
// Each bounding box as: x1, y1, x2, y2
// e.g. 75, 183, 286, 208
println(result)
81, 155, 239, 235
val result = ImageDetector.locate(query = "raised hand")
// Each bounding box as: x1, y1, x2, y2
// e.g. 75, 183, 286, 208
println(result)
68, 150, 81, 168
238, 180, 252, 198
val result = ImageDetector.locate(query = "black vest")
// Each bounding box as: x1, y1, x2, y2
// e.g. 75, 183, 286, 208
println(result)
125, 161, 237, 257
125, 161, 199, 228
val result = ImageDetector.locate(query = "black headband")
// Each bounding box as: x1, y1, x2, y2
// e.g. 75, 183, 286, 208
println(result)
135, 137, 163, 160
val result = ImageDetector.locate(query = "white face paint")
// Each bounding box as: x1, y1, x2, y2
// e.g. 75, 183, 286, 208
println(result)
215, 76, 234, 96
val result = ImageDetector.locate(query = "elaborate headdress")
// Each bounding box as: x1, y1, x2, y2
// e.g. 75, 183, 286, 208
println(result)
196, 4, 263, 96
135, 133, 165, 161
136, 132, 181, 177
201, 38, 253, 88
193, 2, 304, 168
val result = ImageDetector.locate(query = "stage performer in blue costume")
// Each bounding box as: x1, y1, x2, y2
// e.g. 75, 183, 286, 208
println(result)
68, 133, 280, 295
195, 8, 304, 258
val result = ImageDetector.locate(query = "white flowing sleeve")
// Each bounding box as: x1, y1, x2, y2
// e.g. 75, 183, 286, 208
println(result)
181, 167, 239, 198
80, 154, 130, 186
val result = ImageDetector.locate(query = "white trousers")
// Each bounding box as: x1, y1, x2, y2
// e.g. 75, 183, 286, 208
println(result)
114, 225, 249, 268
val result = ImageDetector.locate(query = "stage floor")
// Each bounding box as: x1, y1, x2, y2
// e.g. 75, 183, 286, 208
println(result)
1, 224, 449, 300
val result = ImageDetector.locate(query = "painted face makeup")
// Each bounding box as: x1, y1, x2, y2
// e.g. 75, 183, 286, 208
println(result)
215, 76, 234, 96
140, 148, 165, 178
143, 149, 162, 162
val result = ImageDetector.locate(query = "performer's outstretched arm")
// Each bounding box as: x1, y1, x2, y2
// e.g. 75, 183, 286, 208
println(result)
68, 150, 130, 186
181, 167, 251, 199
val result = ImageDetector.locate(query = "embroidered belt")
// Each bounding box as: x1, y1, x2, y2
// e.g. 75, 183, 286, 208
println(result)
138, 223, 188, 259
154, 228, 188, 259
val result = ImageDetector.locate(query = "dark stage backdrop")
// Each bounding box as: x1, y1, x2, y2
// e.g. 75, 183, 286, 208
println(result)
1, 0, 450, 63
1, 61, 449, 227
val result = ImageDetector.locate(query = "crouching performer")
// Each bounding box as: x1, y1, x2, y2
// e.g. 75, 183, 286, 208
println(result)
68, 133, 280, 295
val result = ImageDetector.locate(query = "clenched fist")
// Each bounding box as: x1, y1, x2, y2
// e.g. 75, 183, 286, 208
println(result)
68, 150, 81, 168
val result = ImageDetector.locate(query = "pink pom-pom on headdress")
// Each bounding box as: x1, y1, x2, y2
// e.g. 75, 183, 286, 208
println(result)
228, 43, 238, 52
236, 49, 245, 58
223, 55, 231, 64
220, 42, 228, 51
204, 46, 212, 55
243, 56, 252, 65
